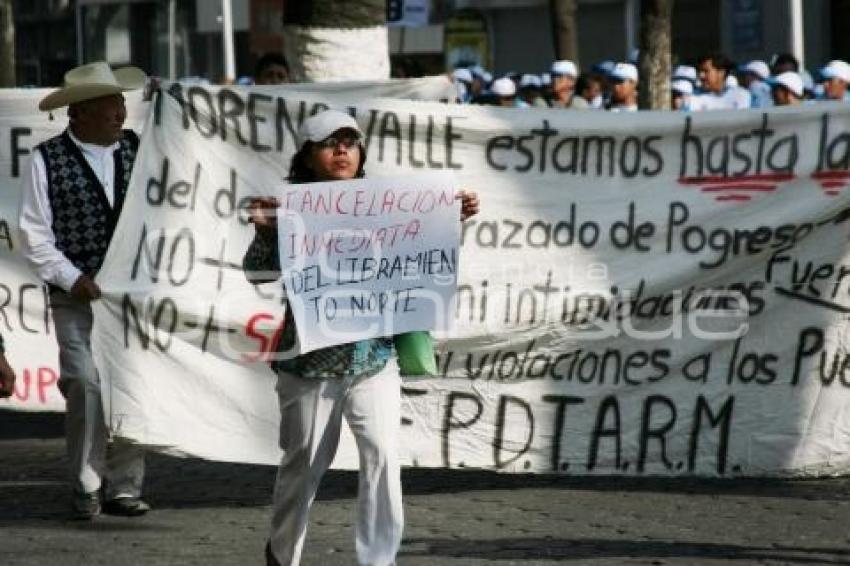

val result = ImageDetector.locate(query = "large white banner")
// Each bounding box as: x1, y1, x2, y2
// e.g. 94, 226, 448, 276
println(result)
0, 76, 456, 413
2, 80, 849, 477
78, 83, 850, 477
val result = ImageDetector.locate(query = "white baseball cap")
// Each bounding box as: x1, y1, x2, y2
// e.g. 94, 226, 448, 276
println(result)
296, 110, 362, 148
671, 79, 694, 95
742, 60, 771, 81
490, 77, 516, 97
769, 71, 804, 98
821, 60, 850, 83
610, 62, 638, 82
551, 60, 578, 77
672, 65, 697, 83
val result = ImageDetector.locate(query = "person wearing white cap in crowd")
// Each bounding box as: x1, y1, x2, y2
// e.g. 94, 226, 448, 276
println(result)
819, 60, 850, 102
244, 109, 480, 566
608, 62, 639, 112
690, 53, 751, 111
740, 60, 773, 108
18, 61, 151, 520
575, 72, 605, 109
672, 64, 698, 86
519, 73, 547, 107
769, 71, 805, 106
549, 59, 588, 109
491, 76, 520, 107
671, 79, 693, 111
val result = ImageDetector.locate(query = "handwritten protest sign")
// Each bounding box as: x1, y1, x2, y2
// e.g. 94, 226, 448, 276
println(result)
277, 173, 460, 353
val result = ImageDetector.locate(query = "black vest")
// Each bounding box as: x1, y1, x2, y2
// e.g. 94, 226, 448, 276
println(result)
37, 129, 138, 276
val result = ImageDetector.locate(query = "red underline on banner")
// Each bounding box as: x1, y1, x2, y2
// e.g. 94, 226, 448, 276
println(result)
811, 170, 850, 180
819, 180, 847, 188
700, 184, 776, 192
678, 173, 795, 185
826, 190, 841, 196
714, 195, 752, 202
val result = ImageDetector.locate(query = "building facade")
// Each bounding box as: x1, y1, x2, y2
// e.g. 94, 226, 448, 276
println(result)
12, 0, 850, 87
14, 0, 274, 86
395, 0, 850, 75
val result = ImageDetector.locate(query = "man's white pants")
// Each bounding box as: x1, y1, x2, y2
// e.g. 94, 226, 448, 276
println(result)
51, 291, 145, 499
269, 361, 403, 566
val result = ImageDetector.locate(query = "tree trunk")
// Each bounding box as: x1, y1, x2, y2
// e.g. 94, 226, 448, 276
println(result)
0, 0, 15, 87
283, 0, 389, 82
550, 0, 579, 62
638, 0, 673, 110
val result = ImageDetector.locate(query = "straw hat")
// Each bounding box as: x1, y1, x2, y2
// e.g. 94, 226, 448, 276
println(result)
39, 61, 147, 112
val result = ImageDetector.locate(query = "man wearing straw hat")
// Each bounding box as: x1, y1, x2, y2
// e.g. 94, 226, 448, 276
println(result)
18, 61, 150, 520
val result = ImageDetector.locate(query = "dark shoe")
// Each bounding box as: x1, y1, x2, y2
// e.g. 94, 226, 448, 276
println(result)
265, 541, 281, 566
71, 490, 101, 520
102, 497, 150, 517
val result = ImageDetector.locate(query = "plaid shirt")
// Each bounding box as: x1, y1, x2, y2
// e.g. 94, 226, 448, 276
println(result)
242, 229, 393, 379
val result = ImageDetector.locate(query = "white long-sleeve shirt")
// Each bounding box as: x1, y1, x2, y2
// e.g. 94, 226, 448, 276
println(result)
18, 129, 121, 292
688, 86, 753, 111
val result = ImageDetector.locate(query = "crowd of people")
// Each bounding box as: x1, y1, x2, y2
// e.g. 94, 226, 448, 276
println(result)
206, 50, 850, 114
449, 52, 850, 111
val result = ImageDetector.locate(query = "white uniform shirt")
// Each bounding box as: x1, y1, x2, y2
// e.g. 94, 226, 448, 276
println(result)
18, 129, 121, 291
688, 87, 752, 111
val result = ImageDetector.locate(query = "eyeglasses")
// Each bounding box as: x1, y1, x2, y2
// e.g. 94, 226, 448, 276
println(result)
316, 133, 361, 150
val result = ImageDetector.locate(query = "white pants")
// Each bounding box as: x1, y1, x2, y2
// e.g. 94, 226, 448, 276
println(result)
269, 361, 403, 566
51, 291, 145, 499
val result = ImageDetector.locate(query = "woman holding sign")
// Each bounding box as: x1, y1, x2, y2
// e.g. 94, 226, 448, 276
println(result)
243, 109, 479, 566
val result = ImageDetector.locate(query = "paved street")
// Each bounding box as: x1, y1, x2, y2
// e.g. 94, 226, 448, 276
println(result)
1, 410, 849, 566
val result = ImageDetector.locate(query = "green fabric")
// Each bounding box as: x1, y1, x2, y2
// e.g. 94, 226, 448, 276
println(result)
393, 331, 437, 376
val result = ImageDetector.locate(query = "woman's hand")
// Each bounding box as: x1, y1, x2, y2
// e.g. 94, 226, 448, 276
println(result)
457, 190, 480, 221
248, 197, 281, 234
